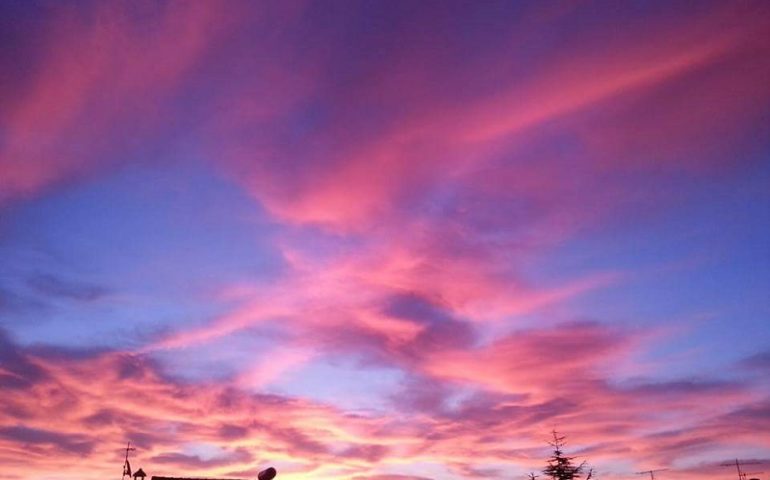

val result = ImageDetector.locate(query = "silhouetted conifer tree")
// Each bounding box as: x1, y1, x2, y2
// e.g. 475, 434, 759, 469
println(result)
542, 431, 586, 480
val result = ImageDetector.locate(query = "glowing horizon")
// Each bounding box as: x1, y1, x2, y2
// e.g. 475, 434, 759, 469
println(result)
0, 1, 769, 480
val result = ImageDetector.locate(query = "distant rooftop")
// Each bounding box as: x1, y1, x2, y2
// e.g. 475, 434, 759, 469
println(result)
151, 477, 246, 480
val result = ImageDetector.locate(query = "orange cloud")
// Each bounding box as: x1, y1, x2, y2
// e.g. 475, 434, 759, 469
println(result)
1, 329, 768, 480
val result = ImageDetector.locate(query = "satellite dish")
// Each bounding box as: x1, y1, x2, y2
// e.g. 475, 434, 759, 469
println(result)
258, 467, 277, 480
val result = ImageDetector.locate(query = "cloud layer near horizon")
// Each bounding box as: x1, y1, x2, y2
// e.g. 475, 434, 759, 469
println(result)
1, 1, 769, 480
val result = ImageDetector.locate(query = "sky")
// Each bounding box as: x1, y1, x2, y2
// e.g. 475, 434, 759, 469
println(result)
0, 1, 769, 479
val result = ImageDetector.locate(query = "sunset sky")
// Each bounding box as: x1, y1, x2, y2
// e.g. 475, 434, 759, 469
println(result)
1, 1, 769, 480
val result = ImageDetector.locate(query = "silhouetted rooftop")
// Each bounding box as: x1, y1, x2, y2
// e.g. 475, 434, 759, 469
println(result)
151, 477, 246, 480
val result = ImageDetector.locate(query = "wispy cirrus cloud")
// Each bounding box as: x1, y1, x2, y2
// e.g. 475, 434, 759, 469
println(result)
200, 2, 770, 231
0, 1, 769, 479
0, 1, 238, 204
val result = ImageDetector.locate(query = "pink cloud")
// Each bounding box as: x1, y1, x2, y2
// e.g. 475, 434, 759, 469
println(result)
236, 348, 316, 389
0, 1, 235, 204
1, 2, 768, 479
421, 322, 630, 397
201, 3, 770, 232
144, 230, 617, 355
1, 330, 768, 480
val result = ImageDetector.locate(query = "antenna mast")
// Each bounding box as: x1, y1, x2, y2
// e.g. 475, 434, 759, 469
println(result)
636, 469, 668, 480
121, 441, 136, 480
721, 459, 763, 480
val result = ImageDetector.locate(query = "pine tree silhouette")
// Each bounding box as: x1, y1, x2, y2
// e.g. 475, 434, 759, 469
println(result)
542, 431, 586, 480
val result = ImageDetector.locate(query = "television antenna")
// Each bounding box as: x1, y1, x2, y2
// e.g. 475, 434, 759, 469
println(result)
721, 459, 763, 480
636, 468, 668, 480
121, 441, 135, 480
